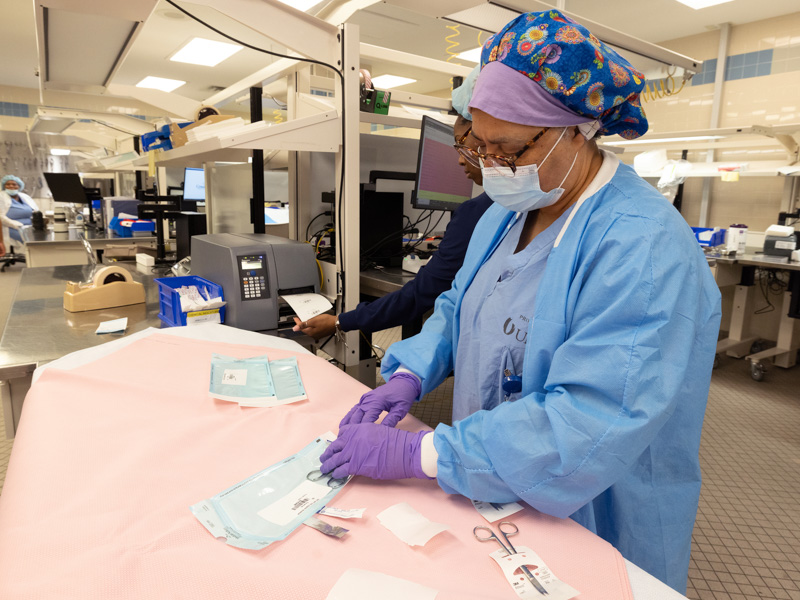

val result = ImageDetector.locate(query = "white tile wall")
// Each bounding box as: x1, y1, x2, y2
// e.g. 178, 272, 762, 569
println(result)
635, 12, 800, 231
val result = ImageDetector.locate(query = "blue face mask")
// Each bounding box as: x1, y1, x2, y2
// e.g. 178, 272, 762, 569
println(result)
481, 127, 578, 213
6, 189, 19, 197
190, 433, 349, 550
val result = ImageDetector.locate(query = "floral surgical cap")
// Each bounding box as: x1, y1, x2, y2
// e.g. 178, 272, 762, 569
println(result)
478, 10, 648, 139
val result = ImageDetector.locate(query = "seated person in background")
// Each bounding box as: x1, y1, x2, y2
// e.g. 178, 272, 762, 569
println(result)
294, 67, 491, 340
1, 175, 39, 253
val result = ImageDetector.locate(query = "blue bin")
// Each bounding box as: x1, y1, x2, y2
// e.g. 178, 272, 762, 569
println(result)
691, 227, 725, 247
154, 276, 226, 327
109, 216, 155, 238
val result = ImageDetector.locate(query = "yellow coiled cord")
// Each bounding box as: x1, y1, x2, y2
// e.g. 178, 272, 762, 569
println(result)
445, 23, 462, 91
641, 68, 688, 103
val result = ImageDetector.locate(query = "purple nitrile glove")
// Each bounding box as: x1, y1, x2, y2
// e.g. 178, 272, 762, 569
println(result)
320, 423, 431, 481
339, 372, 421, 428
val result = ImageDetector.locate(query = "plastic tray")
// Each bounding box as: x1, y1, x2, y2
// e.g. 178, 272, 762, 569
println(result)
154, 276, 226, 327
109, 216, 155, 238
691, 227, 726, 247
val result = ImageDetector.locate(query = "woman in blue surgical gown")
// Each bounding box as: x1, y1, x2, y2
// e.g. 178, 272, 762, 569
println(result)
1, 174, 39, 256
320, 10, 722, 594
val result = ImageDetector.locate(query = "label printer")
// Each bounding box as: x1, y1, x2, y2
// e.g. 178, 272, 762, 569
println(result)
763, 224, 797, 258
192, 233, 318, 332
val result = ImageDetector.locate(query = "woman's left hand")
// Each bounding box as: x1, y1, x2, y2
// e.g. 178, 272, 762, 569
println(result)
320, 424, 430, 480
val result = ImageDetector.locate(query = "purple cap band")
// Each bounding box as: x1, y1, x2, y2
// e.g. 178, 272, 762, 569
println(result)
469, 61, 593, 127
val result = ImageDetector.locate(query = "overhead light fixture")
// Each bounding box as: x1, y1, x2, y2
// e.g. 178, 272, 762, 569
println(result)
34, 2, 151, 95
674, 0, 733, 8
50, 148, 71, 156
28, 116, 72, 135
370, 75, 416, 89
170, 38, 243, 67
136, 76, 186, 93
276, 0, 320, 11
605, 135, 725, 146
455, 47, 482, 63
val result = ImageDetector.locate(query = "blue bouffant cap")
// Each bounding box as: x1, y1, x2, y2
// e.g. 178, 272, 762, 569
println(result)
1, 175, 24, 191
472, 10, 648, 139
451, 65, 480, 120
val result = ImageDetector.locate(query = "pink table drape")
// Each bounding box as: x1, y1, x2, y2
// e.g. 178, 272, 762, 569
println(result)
0, 333, 633, 599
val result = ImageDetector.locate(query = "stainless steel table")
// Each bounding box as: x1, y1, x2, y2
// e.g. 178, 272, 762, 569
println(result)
24, 227, 156, 267
359, 266, 415, 297
0, 263, 164, 438
358, 265, 428, 339
711, 252, 800, 380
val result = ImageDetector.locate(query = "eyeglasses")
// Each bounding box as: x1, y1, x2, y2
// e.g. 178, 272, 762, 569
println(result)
454, 128, 548, 175
454, 126, 472, 147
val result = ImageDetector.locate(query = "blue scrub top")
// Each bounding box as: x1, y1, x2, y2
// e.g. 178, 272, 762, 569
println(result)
6, 197, 34, 243
455, 207, 572, 420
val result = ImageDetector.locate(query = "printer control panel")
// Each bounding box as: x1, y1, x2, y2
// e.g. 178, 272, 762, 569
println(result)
237, 254, 269, 301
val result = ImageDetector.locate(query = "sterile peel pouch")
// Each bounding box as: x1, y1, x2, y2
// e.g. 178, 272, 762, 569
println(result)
489, 546, 579, 599
190, 432, 350, 550
269, 357, 307, 404
209, 353, 276, 405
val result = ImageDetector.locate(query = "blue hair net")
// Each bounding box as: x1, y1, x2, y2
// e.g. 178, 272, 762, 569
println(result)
451, 65, 480, 121
1, 175, 24, 192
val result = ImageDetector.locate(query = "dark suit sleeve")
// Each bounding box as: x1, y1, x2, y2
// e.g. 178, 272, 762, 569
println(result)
338, 193, 493, 334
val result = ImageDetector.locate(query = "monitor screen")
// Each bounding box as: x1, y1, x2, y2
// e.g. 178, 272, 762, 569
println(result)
241, 258, 263, 270
412, 115, 474, 211
43, 172, 90, 204
183, 167, 205, 201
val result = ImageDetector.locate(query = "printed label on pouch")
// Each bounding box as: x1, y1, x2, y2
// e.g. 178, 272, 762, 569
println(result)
222, 369, 248, 386
257, 479, 332, 525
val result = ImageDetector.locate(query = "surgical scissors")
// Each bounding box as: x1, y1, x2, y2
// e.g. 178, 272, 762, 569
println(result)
306, 469, 349, 489
473, 521, 549, 595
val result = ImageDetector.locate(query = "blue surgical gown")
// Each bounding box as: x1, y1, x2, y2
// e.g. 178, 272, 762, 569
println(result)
381, 160, 722, 593
6, 197, 33, 243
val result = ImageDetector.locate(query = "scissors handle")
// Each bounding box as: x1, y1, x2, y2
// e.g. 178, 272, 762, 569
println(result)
497, 521, 519, 553
473, 525, 498, 542
498, 521, 519, 535
473, 526, 513, 556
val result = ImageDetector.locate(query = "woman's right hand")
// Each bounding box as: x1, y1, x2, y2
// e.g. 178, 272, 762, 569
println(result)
340, 371, 421, 428
0, 240, 6, 256
292, 314, 337, 340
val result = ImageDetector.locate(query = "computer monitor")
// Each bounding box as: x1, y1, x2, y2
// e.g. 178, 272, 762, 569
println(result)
411, 115, 475, 211
183, 167, 205, 201
43, 172, 90, 205
44, 172, 101, 227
